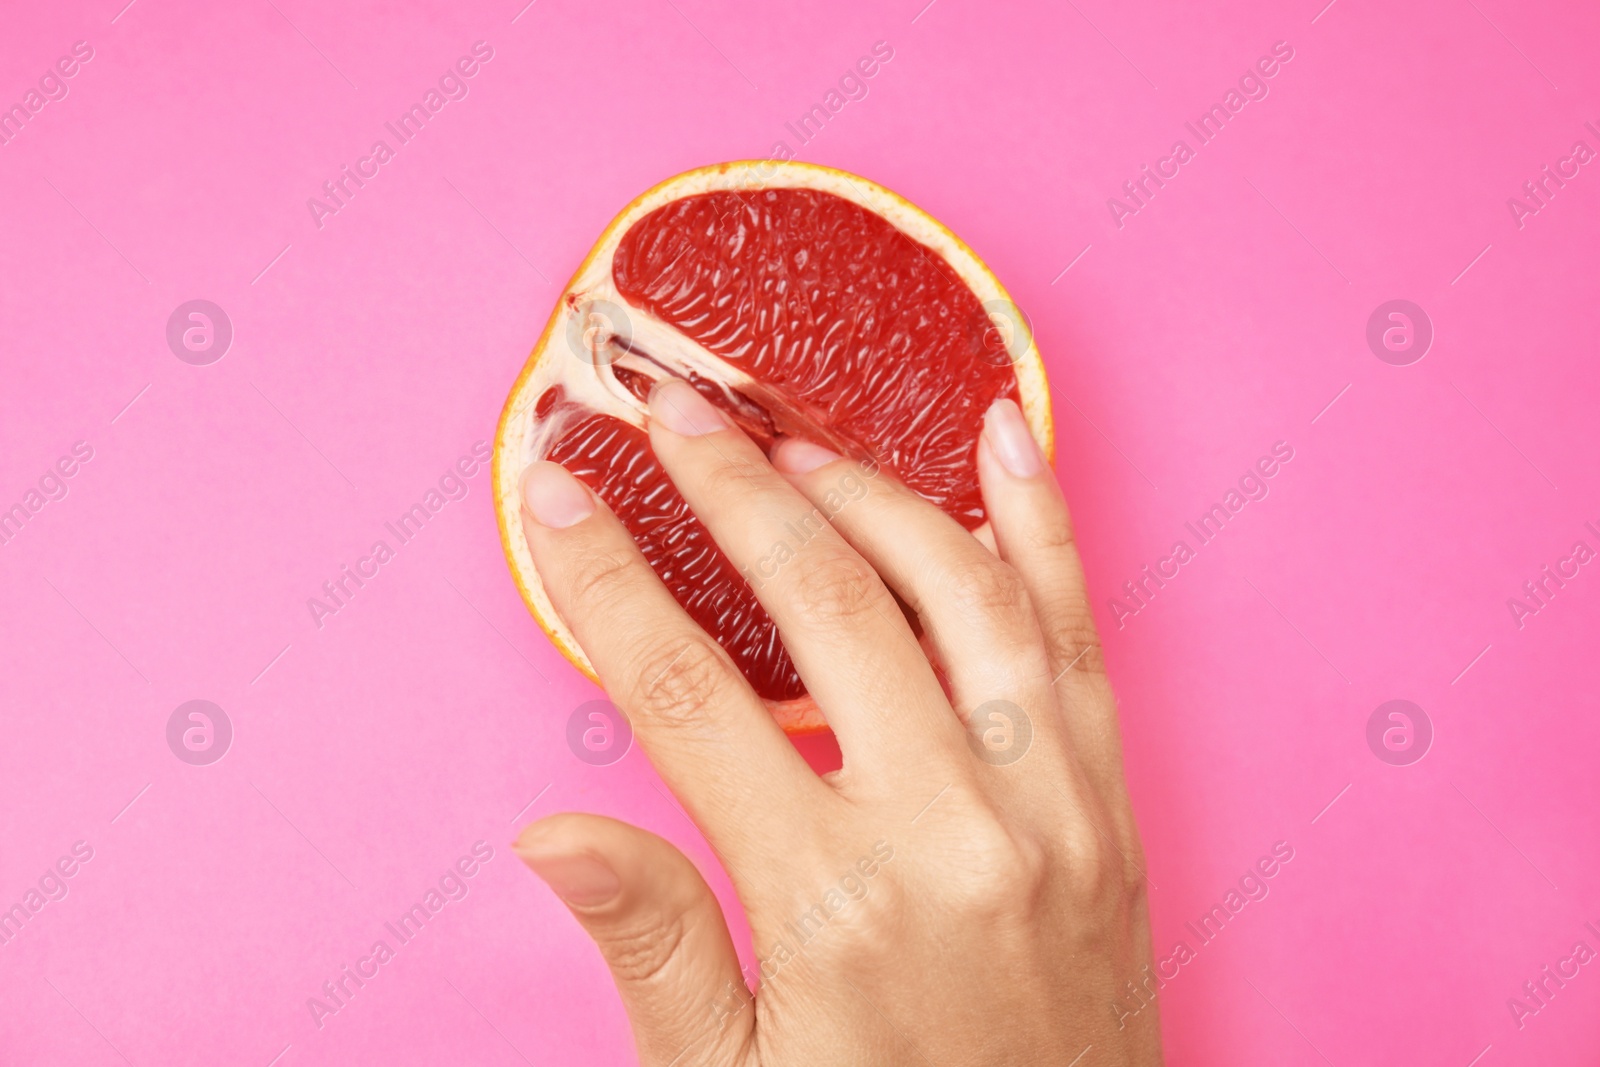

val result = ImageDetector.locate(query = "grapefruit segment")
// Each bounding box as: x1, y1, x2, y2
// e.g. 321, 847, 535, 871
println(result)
494, 162, 1051, 734
545, 411, 805, 703
612, 187, 1020, 528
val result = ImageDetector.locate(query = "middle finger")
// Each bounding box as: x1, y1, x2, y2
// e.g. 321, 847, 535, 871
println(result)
646, 380, 964, 776
770, 437, 1059, 760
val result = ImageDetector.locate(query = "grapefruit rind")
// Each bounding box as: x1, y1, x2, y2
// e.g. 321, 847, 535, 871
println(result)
493, 160, 1054, 735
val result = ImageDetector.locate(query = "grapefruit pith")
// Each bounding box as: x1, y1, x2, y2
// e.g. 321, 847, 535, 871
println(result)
494, 161, 1052, 735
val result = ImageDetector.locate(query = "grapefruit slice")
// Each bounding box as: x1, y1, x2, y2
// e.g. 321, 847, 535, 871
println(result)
494, 161, 1052, 735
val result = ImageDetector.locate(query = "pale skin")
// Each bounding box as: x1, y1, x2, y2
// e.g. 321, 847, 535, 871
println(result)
515, 378, 1164, 1065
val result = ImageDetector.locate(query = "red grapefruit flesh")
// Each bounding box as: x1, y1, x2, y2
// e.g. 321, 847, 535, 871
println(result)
495, 162, 1052, 733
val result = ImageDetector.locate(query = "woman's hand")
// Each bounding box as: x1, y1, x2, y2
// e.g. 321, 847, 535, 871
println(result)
514, 379, 1163, 1066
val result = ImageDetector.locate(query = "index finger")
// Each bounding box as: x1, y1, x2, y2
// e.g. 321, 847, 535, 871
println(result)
519, 460, 828, 867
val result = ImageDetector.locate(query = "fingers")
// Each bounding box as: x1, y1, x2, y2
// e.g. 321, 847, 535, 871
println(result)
769, 437, 1056, 749
645, 380, 962, 773
976, 399, 1130, 800
520, 461, 821, 862
515, 814, 754, 1067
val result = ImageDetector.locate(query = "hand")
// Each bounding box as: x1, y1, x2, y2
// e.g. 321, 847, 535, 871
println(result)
514, 379, 1163, 1066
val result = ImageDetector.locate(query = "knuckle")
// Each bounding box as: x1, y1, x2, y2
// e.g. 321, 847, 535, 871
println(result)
1026, 516, 1078, 554
1064, 825, 1111, 893
939, 812, 1050, 915
1105, 812, 1151, 899
1045, 608, 1106, 678
598, 910, 690, 986
786, 552, 882, 628
630, 636, 737, 729
1119, 840, 1151, 901
563, 548, 641, 611
944, 560, 1031, 620
699, 456, 774, 501
991, 833, 1050, 903
1059, 803, 1147, 905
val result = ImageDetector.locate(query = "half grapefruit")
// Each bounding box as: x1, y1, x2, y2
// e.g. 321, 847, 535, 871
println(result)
494, 161, 1052, 734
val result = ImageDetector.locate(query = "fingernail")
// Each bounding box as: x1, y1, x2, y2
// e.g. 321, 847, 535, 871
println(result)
515, 846, 622, 907
521, 461, 595, 529
982, 398, 1044, 479
650, 379, 732, 437
771, 438, 841, 475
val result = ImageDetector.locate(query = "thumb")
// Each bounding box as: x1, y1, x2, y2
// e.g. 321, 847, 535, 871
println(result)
515, 813, 754, 1066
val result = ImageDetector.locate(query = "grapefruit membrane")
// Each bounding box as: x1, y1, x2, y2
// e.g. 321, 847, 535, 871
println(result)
494, 161, 1052, 734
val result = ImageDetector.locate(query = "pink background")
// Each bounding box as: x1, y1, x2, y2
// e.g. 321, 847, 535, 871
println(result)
2, 0, 1598, 1063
